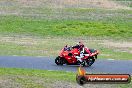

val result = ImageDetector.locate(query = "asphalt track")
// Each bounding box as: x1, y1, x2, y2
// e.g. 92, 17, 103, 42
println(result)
0, 56, 132, 74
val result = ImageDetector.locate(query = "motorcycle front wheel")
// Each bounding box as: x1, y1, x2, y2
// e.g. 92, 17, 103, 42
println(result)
87, 57, 95, 66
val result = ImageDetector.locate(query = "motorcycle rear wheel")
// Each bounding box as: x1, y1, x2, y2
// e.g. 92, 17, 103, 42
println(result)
55, 56, 64, 65
81, 60, 87, 67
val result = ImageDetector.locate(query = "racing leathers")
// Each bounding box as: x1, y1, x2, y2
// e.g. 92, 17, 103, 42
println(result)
76, 47, 91, 62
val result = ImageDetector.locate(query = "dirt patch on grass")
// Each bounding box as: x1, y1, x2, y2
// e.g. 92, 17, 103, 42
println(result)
51, 80, 118, 88
0, 0, 131, 9
46, 0, 131, 9
100, 40, 132, 53
62, 0, 131, 9
0, 36, 38, 46
0, 76, 23, 88
0, 35, 132, 55
101, 41, 132, 48
0, 75, 119, 88
0, 0, 131, 20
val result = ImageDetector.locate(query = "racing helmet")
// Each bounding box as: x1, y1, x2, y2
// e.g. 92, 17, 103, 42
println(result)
79, 41, 84, 46
79, 41, 84, 50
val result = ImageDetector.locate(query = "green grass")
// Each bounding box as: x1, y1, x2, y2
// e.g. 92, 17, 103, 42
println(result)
0, 67, 131, 88
99, 48, 132, 60
0, 15, 131, 38
0, 67, 75, 88
0, 68, 75, 82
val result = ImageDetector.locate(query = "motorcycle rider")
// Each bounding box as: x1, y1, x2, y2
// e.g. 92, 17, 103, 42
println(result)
74, 42, 92, 62
64, 45, 72, 51
64, 45, 68, 51
72, 41, 83, 49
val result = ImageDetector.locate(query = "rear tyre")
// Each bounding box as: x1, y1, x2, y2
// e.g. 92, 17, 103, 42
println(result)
81, 60, 87, 67
55, 56, 61, 65
55, 56, 64, 65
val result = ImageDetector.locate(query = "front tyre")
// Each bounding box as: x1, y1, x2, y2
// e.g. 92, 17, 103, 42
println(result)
87, 57, 95, 66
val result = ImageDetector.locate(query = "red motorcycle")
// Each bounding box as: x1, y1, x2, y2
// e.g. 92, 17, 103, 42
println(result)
55, 46, 99, 67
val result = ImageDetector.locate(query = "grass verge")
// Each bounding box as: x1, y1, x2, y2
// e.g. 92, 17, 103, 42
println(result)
0, 15, 131, 38
0, 68, 76, 88
0, 67, 131, 88
0, 35, 132, 60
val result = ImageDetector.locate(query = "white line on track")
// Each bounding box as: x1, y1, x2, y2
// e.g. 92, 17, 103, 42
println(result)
12, 55, 18, 56
107, 59, 115, 60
